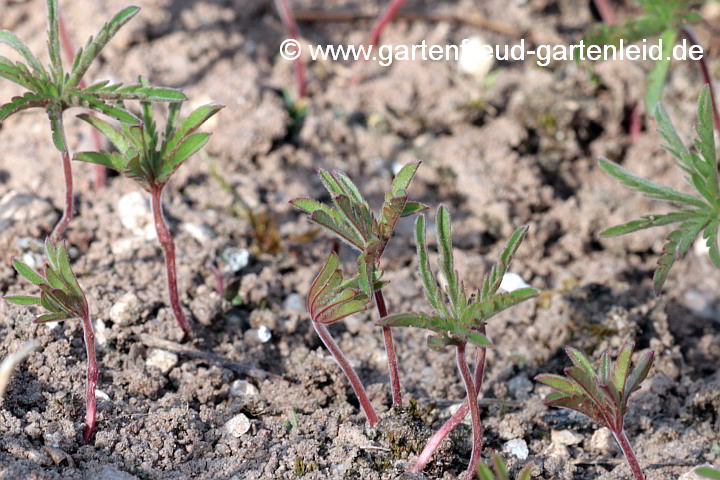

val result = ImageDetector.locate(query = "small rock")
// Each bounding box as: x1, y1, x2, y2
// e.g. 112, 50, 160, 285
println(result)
243, 327, 272, 345
95, 389, 111, 402
551, 429, 583, 446
26, 449, 52, 466
257, 326, 272, 343
507, 374, 533, 400
0, 190, 57, 231
89, 465, 140, 480
503, 438, 529, 460
94, 319, 108, 347
183, 222, 215, 243
224, 414, 251, 437
282, 293, 305, 312
109, 292, 143, 326
220, 247, 250, 273
459, 35, 495, 80
145, 349, 178, 374
589, 428, 616, 454
545, 441, 570, 458
230, 379, 259, 397
117, 192, 152, 234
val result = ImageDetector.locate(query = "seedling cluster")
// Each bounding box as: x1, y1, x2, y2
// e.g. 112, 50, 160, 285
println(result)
0, 1, 718, 478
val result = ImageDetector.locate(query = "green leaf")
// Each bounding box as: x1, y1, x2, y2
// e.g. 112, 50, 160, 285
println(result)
73, 151, 126, 171
465, 330, 492, 347
491, 454, 509, 480
518, 465, 534, 480
332, 171, 366, 205
624, 351, 654, 400
565, 347, 595, 377
0, 30, 47, 78
465, 288, 538, 325
534, 374, 580, 395
436, 205, 460, 311
0, 93, 48, 122
158, 132, 211, 181
162, 103, 223, 156
74, 95, 140, 124
695, 467, 720, 479
76, 113, 133, 155
482, 225, 528, 300
695, 86, 717, 192
704, 220, 720, 269
599, 211, 703, 237
311, 210, 365, 251
645, 29, 676, 113
654, 219, 709, 294
65, 6, 141, 89
11, 259, 45, 286
655, 102, 693, 175
290, 198, 333, 217
46, 0, 63, 84
476, 464, 494, 480
613, 344, 634, 394
391, 161, 420, 197
34, 312, 67, 324
414, 215, 448, 317
3, 295, 42, 305
598, 157, 708, 209
89, 83, 187, 103
400, 201, 428, 217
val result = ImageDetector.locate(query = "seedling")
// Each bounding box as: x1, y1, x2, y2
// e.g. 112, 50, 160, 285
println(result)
535, 344, 654, 480
376, 206, 538, 479
291, 162, 427, 405
598, 87, 719, 294
73, 82, 224, 340
696, 466, 720, 479
4, 239, 98, 443
307, 252, 376, 425
583, 0, 719, 130
0, 0, 187, 238
476, 453, 533, 480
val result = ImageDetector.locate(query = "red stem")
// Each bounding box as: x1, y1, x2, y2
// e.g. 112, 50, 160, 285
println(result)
681, 27, 720, 134
456, 344, 482, 480
51, 120, 73, 240
81, 312, 98, 444
57, 11, 107, 189
274, 0, 307, 98
313, 322, 378, 426
592, 0, 616, 26
369, 0, 408, 47
150, 186, 193, 340
413, 342, 486, 473
613, 429, 645, 480
374, 290, 402, 406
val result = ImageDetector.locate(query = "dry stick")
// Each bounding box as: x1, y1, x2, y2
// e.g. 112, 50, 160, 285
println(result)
413, 336, 486, 472
81, 310, 98, 444
374, 290, 402, 406
51, 115, 73, 239
274, 0, 307, 98
455, 343, 482, 480
613, 430, 645, 480
681, 27, 720, 133
57, 12, 107, 189
150, 185, 193, 341
313, 322, 378, 426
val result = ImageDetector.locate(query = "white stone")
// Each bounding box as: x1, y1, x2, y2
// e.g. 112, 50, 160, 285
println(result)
94, 319, 108, 347
145, 349, 178, 374
224, 414, 251, 437
551, 429, 583, 446
117, 191, 152, 234
109, 292, 143, 326
459, 35, 495, 80
500, 273, 531, 293
221, 247, 250, 273
95, 389, 111, 402
183, 222, 215, 243
502, 439, 529, 460
589, 428, 615, 454
257, 326, 272, 343
230, 380, 259, 397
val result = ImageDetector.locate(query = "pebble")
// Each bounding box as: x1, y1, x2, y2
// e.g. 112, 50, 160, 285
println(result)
183, 222, 215, 243
95, 389, 111, 402
89, 465, 139, 480
220, 247, 250, 273
257, 326, 272, 343
109, 292, 143, 326
230, 379, 259, 397
145, 349, 178, 374
282, 293, 305, 312
458, 35, 495, 80
551, 429, 583, 446
94, 319, 108, 347
117, 191, 153, 235
224, 414, 251, 437
589, 428, 616, 454
502, 438, 529, 460
507, 374, 533, 400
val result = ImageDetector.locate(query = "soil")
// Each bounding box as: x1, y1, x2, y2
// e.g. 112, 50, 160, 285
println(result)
1, 0, 719, 479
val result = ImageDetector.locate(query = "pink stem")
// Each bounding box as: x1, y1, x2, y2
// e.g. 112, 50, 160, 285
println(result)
413, 343, 486, 473
374, 290, 402, 406
613, 429, 645, 480
629, 104, 642, 142
151, 185, 193, 340
81, 312, 97, 444
274, 0, 307, 98
592, 0, 616, 26
680, 27, 720, 134
456, 344, 482, 480
369, 0, 408, 47
313, 322, 378, 426
57, 11, 107, 189
51, 119, 73, 240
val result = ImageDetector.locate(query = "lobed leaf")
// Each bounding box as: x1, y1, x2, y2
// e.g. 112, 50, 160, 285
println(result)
465, 288, 538, 326
0, 93, 48, 122
654, 218, 709, 294
695, 86, 717, 193
0, 30, 47, 79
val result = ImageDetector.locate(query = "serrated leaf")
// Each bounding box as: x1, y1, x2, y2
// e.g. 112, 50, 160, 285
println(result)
654, 219, 709, 294
465, 288, 538, 325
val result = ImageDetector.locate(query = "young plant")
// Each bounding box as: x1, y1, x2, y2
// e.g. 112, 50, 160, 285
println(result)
583, 0, 719, 131
376, 206, 538, 479
4, 239, 98, 443
73, 84, 224, 340
307, 252, 377, 425
598, 87, 719, 294
696, 466, 720, 479
476, 453, 533, 480
535, 344, 654, 480
0, 0, 187, 238
291, 162, 427, 406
